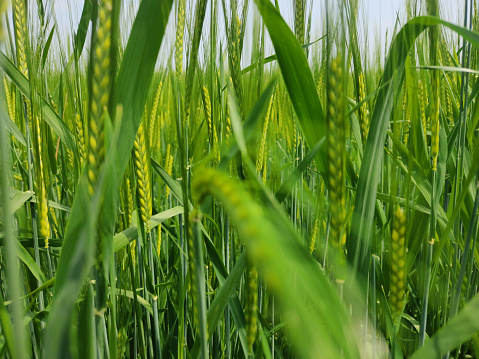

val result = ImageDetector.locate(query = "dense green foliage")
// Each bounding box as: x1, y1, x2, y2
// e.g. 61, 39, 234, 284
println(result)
1, 0, 479, 358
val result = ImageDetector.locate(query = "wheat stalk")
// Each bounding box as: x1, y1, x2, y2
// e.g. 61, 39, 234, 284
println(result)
430, 75, 440, 171
245, 260, 258, 354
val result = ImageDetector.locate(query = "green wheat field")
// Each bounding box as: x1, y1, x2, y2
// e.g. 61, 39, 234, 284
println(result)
1, 0, 479, 358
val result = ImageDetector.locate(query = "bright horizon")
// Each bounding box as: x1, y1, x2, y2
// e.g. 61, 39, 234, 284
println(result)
44, 1, 465, 69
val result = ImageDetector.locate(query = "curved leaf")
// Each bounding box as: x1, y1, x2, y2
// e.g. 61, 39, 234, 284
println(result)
252, 0, 327, 174
113, 206, 184, 253
411, 295, 479, 359
240, 35, 326, 75
0, 52, 76, 152
349, 15, 479, 276
0, 106, 26, 146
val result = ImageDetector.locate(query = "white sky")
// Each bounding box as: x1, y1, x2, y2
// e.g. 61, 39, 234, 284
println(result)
49, 0, 464, 69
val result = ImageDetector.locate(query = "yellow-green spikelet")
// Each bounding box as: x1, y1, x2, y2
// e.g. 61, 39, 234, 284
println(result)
49, 207, 60, 237
225, 100, 232, 146
125, 175, 137, 260
294, 0, 304, 45
165, 144, 173, 198
327, 56, 346, 249
318, 62, 327, 109
133, 120, 152, 230
34, 116, 50, 246
418, 81, 427, 141
292, 115, 298, 155
13, 0, 28, 78
193, 169, 264, 352
207, 259, 214, 290
88, 0, 112, 196
175, 0, 186, 77
256, 91, 274, 175
37, 179, 50, 246
237, 15, 241, 47
4, 78, 15, 122
17, 0, 51, 248
48, 94, 58, 114
27, 86, 50, 247
390, 206, 406, 318
192, 170, 264, 248
12, 0, 29, 140
149, 81, 163, 149
202, 85, 213, 143
310, 212, 320, 255
201, 85, 219, 163
358, 72, 369, 144
228, 20, 243, 114
67, 148, 75, 176
75, 114, 86, 166
0, 0, 6, 40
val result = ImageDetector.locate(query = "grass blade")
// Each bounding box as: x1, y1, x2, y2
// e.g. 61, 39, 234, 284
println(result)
411, 295, 479, 359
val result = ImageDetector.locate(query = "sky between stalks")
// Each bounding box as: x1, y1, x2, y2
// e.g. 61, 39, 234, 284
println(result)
50, 0, 462, 69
